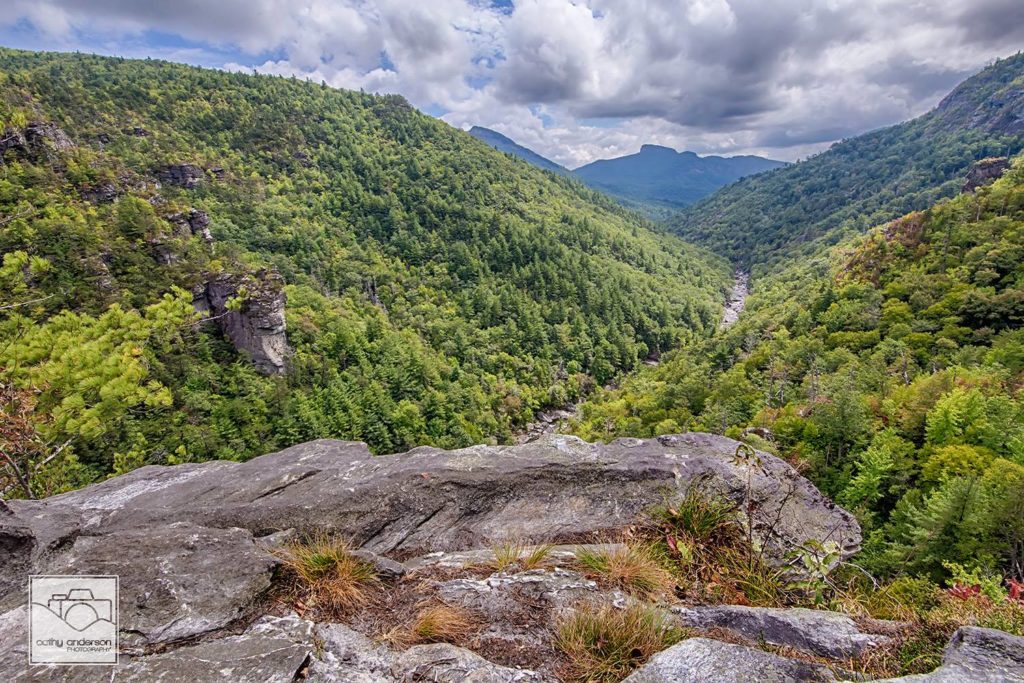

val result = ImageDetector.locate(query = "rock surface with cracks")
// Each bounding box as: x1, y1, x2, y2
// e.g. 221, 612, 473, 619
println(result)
1, 432, 860, 596
0, 432, 870, 682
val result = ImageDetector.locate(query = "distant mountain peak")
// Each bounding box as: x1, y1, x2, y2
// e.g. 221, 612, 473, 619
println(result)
673, 50, 1024, 266
639, 144, 679, 154
574, 146, 785, 211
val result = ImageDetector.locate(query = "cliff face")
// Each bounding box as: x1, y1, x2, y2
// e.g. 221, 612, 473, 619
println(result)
934, 55, 1024, 135
193, 269, 291, 375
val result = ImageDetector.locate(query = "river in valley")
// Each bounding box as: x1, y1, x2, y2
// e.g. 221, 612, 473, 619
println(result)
719, 270, 749, 329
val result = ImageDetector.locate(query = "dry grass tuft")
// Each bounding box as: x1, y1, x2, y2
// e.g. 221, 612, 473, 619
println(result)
276, 534, 377, 617
575, 543, 676, 598
384, 602, 477, 647
490, 540, 555, 571
555, 603, 685, 682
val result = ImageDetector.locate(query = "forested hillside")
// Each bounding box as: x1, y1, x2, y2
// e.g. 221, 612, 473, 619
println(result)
675, 53, 1024, 269
0, 49, 730, 496
574, 158, 1024, 584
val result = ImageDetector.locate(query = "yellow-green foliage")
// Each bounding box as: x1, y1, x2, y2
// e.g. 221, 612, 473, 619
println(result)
0, 47, 730, 490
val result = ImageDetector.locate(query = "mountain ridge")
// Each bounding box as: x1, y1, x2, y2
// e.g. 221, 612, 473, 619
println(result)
467, 125, 568, 174
573, 144, 786, 212
0, 47, 730, 490
673, 51, 1024, 269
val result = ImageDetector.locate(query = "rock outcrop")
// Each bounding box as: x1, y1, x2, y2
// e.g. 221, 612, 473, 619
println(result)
59, 522, 278, 646
1, 433, 859, 587
877, 626, 1024, 682
80, 182, 122, 204
0, 122, 74, 163
167, 207, 213, 241
2, 433, 1020, 681
673, 604, 895, 659
0, 502, 33, 599
156, 163, 205, 188
3, 612, 313, 683
193, 269, 290, 375
307, 623, 548, 682
963, 156, 1011, 192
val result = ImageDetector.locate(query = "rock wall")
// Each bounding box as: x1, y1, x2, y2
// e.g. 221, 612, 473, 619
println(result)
193, 269, 291, 375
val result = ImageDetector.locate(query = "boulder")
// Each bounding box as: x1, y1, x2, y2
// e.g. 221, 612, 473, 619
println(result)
193, 269, 290, 375
3, 433, 860, 565
306, 624, 547, 683
622, 637, 838, 682
307, 623, 394, 682
350, 549, 407, 581
674, 604, 893, 659
437, 568, 604, 617
52, 522, 278, 645
394, 643, 548, 682
875, 626, 1024, 682
435, 566, 613, 659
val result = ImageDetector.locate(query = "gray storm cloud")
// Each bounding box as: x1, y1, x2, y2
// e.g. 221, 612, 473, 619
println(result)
4, 0, 1023, 164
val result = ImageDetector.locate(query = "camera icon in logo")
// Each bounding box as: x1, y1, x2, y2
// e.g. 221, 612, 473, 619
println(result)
46, 588, 113, 629
30, 575, 119, 664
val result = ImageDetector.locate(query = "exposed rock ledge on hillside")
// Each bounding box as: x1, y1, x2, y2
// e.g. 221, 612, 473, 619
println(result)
0, 433, 1019, 681
193, 268, 291, 375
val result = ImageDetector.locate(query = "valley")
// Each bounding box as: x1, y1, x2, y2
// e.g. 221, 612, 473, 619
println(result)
2, 35, 1024, 683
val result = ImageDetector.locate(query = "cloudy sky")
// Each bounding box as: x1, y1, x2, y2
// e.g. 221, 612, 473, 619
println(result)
2, 1, 1022, 167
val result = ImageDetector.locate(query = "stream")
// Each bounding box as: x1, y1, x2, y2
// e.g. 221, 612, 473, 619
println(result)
719, 270, 749, 329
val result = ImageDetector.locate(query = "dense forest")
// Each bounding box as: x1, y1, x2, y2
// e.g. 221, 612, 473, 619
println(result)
4, 44, 1024, 620
0, 49, 730, 496
574, 158, 1024, 586
674, 53, 1024, 271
